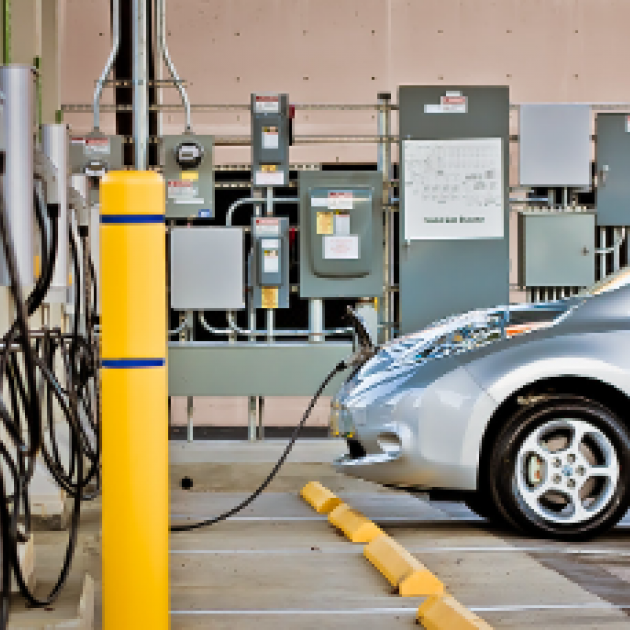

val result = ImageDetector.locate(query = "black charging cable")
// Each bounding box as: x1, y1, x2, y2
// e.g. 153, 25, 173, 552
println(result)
170, 360, 348, 532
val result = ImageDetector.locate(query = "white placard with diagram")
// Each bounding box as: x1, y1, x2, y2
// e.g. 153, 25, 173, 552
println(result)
403, 138, 504, 240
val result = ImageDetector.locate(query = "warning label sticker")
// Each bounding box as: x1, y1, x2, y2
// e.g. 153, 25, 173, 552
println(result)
425, 92, 468, 114
255, 170, 285, 186
168, 180, 197, 199
254, 218, 281, 237
316, 212, 334, 235
328, 191, 353, 210
255, 95, 280, 114
262, 127, 279, 150
84, 137, 111, 156
323, 235, 360, 260
261, 286, 279, 309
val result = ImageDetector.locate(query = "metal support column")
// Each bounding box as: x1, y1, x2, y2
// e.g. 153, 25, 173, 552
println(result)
377, 92, 392, 343
40, 0, 61, 123
132, 0, 148, 170
265, 186, 274, 344
248, 395, 257, 442
186, 309, 194, 442
600, 227, 607, 280
309, 298, 324, 343
8, 0, 39, 66
258, 395, 265, 441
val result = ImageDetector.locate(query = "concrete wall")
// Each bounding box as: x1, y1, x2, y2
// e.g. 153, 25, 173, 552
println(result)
63, 0, 630, 165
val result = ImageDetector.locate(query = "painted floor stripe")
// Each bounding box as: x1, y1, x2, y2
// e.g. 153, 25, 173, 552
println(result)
170, 514, 480, 522
170, 602, 630, 615
169, 546, 630, 556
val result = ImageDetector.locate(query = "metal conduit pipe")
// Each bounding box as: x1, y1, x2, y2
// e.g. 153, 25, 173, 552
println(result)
132, 0, 149, 170
156, 0, 192, 131
93, 0, 120, 131
226, 196, 299, 226
198, 312, 352, 338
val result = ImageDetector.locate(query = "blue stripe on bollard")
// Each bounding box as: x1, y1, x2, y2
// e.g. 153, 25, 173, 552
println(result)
102, 359, 166, 368
100, 214, 165, 224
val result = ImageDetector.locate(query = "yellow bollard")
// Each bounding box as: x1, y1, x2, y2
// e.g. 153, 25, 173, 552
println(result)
100, 171, 169, 630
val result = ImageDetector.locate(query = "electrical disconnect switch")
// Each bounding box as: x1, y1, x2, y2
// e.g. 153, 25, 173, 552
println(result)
299, 171, 384, 299
251, 93, 290, 188
250, 216, 290, 309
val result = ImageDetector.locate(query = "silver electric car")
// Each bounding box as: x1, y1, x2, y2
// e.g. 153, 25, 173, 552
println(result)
333, 269, 630, 540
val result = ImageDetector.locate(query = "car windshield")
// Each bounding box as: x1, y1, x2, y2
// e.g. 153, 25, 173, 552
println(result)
580, 267, 630, 297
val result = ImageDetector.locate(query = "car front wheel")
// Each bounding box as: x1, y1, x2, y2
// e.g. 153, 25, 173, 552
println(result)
488, 395, 630, 541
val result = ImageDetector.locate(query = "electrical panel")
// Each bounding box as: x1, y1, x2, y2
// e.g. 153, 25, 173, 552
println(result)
69, 132, 124, 177
398, 85, 510, 334
170, 227, 244, 310
596, 114, 630, 226
250, 216, 290, 309
163, 134, 214, 219
518, 211, 595, 287
519, 104, 591, 188
251, 93, 290, 188
299, 171, 383, 299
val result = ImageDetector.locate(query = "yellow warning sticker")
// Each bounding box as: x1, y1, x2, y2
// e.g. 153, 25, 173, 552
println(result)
261, 164, 278, 172
181, 171, 199, 181
317, 212, 334, 235
261, 287, 279, 309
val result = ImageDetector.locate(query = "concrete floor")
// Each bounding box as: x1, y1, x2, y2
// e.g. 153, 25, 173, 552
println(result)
31, 438, 630, 629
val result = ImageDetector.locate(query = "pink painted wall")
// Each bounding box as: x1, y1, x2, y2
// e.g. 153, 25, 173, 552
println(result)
62, 0, 630, 165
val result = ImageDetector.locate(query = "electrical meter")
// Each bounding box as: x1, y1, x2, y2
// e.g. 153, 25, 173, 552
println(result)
299, 171, 383, 299
250, 216, 290, 309
175, 141, 204, 170
163, 135, 214, 219
251, 93, 290, 188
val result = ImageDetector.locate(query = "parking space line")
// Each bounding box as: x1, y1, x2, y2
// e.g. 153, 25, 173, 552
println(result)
169, 514, 481, 522
169, 546, 630, 556
170, 602, 630, 615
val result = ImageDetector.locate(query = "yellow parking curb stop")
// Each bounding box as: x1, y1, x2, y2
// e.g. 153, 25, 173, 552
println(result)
364, 534, 444, 597
328, 503, 384, 543
417, 594, 493, 629
300, 481, 343, 514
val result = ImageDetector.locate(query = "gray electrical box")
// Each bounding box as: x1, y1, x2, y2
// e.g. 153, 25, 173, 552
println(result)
69, 131, 124, 176
518, 211, 595, 287
170, 227, 244, 310
251, 93, 290, 188
399, 85, 510, 334
596, 114, 630, 226
250, 216, 290, 309
163, 134, 214, 219
299, 171, 383, 299
519, 104, 591, 188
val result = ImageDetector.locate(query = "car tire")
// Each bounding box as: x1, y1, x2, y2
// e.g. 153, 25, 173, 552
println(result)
464, 492, 511, 526
488, 395, 630, 541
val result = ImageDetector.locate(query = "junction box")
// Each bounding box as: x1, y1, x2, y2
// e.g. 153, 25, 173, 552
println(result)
518, 211, 596, 287
170, 227, 245, 311
596, 113, 630, 226
519, 104, 591, 188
